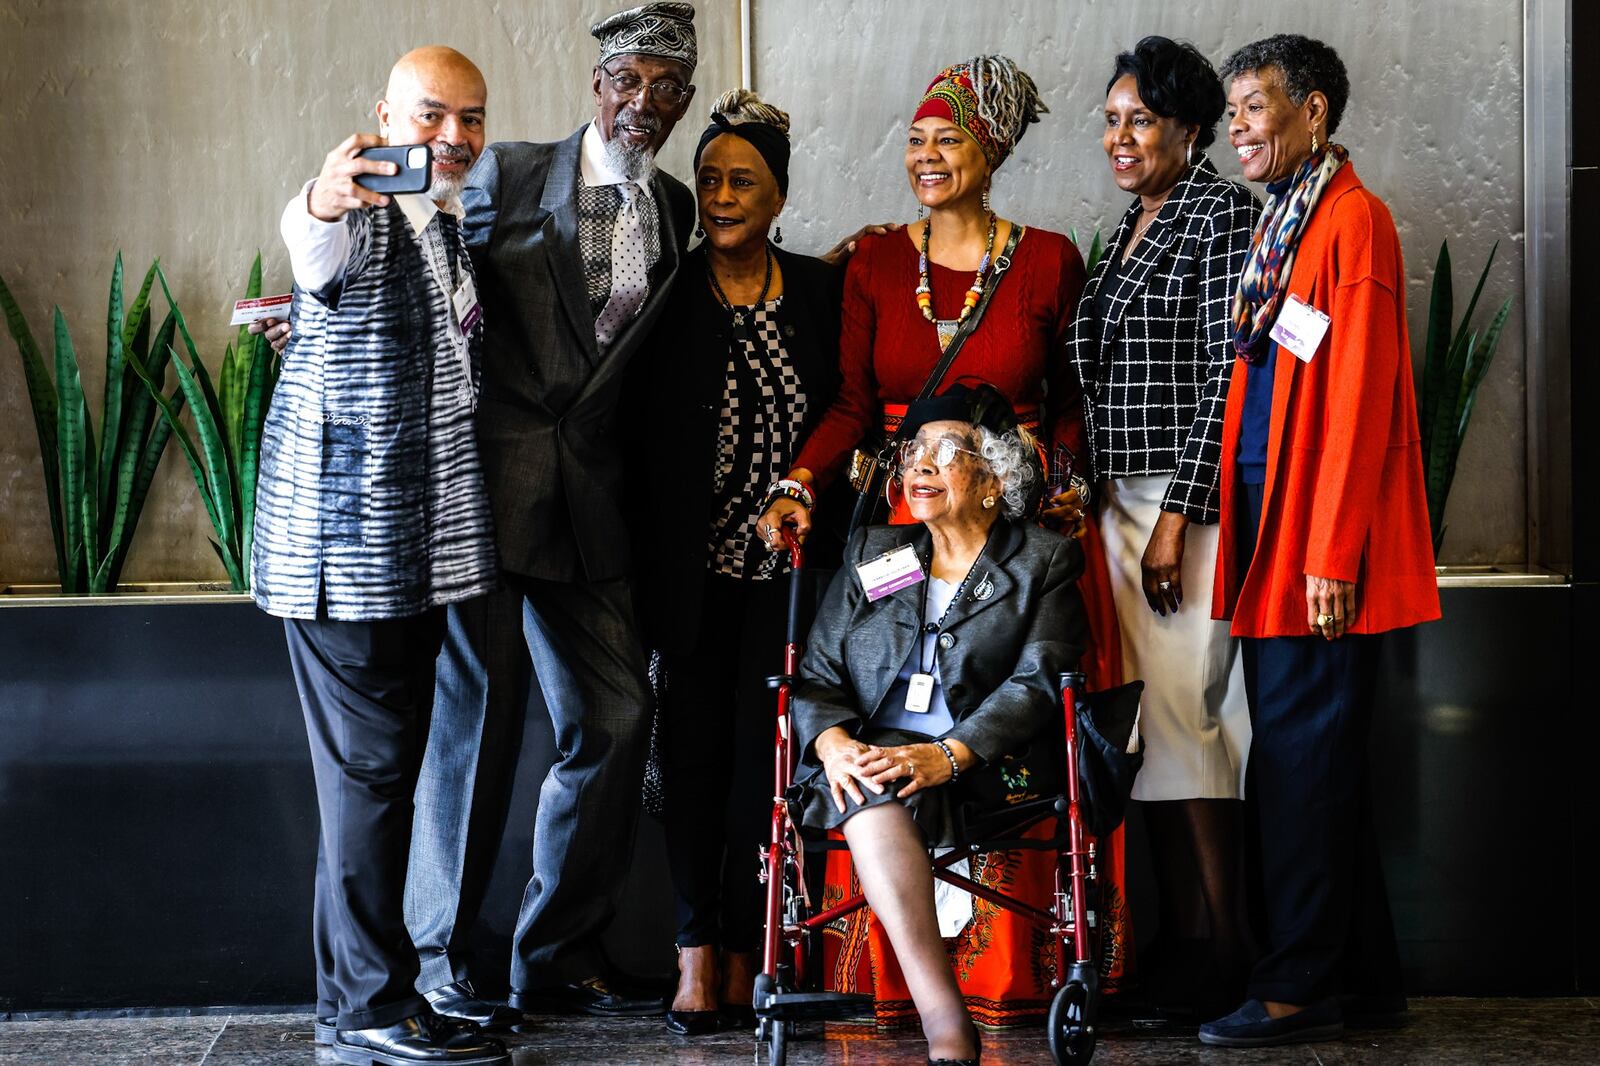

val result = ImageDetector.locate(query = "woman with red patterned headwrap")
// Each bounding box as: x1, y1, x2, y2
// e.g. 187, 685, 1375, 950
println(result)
756, 55, 1133, 1034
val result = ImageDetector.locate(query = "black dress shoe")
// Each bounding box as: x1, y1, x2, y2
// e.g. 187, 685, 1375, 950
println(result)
511, 976, 666, 1017
423, 981, 525, 1030
665, 1008, 722, 1035
333, 1012, 509, 1065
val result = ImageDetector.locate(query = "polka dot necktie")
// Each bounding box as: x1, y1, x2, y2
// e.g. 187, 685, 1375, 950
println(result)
594, 182, 649, 348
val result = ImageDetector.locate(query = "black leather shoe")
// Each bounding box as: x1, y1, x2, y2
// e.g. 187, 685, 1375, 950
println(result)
332, 1013, 509, 1065
423, 981, 525, 1030
315, 1016, 336, 1045
665, 1008, 722, 1035
511, 976, 666, 1017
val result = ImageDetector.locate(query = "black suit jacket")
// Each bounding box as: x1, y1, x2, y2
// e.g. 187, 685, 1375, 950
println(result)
793, 520, 1088, 768
1065, 154, 1260, 523
462, 127, 695, 581
625, 244, 844, 655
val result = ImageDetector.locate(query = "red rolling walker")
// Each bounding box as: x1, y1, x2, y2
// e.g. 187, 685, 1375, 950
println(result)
752, 529, 1105, 1065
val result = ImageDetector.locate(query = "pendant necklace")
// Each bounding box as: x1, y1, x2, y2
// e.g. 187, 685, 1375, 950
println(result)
708, 245, 775, 343
917, 214, 997, 351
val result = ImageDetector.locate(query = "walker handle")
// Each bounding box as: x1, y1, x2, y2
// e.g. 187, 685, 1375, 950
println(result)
782, 526, 805, 648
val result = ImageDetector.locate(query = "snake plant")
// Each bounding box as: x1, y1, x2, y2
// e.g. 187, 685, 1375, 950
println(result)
128, 254, 280, 591
1, 256, 184, 593
1070, 227, 1106, 277
1418, 240, 1513, 556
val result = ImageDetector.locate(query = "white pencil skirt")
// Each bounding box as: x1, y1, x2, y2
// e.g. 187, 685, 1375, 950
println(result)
1099, 474, 1251, 801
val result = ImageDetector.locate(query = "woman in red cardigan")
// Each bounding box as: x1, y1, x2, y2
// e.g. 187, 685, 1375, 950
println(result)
755, 55, 1133, 1030
1199, 35, 1441, 1050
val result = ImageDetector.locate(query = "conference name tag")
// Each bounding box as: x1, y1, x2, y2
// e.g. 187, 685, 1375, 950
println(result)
453, 277, 482, 334
856, 545, 924, 602
229, 294, 293, 326
905, 672, 935, 714
1270, 294, 1331, 363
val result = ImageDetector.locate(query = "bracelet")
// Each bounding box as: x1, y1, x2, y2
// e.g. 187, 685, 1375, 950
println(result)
934, 739, 961, 783
764, 477, 815, 512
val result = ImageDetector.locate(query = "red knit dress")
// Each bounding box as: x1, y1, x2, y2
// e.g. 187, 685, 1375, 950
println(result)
800, 227, 1135, 1026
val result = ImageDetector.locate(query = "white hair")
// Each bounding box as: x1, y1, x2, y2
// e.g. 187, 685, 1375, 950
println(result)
602, 134, 658, 182
973, 425, 1038, 519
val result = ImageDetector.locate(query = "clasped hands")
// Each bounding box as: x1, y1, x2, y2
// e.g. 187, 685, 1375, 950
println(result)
813, 726, 970, 813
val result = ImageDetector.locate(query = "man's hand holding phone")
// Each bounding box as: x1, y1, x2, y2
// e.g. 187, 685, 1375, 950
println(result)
308, 133, 398, 223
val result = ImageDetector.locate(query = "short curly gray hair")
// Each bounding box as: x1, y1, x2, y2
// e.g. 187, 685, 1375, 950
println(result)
972, 426, 1038, 519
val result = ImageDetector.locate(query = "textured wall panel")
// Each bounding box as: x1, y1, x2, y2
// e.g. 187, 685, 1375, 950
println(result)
756, 0, 1527, 564
0, 0, 741, 583
0, 1, 1527, 580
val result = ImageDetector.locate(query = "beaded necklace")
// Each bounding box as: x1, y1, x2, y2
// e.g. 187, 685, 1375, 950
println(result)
915, 213, 997, 330
707, 244, 775, 343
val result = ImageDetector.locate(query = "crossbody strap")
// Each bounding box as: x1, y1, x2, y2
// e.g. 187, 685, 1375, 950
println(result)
895, 224, 1025, 439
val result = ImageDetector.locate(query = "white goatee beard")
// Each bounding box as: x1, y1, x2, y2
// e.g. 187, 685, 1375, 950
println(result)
427, 170, 465, 202
603, 134, 657, 183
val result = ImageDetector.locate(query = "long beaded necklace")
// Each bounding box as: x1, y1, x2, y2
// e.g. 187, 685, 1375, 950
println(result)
707, 244, 775, 343
916, 213, 998, 348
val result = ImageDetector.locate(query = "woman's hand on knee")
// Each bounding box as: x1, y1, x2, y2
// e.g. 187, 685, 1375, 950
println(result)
815, 728, 883, 813
859, 743, 949, 798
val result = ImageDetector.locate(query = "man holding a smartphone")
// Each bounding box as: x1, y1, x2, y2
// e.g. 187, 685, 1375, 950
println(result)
252, 44, 510, 1066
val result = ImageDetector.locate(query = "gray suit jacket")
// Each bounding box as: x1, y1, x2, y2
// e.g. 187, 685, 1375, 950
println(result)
793, 520, 1088, 768
461, 127, 694, 581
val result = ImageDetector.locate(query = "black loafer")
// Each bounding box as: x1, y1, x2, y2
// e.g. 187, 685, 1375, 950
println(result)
423, 981, 525, 1030
333, 1013, 509, 1065
510, 976, 666, 1017
665, 1008, 722, 1035
1198, 997, 1344, 1047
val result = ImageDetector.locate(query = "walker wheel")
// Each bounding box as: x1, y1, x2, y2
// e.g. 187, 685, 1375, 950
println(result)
1046, 979, 1097, 1065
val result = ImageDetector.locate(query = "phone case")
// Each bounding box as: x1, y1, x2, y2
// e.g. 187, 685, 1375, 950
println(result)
353, 144, 432, 194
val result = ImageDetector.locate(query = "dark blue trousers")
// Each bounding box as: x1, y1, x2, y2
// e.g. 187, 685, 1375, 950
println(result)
1239, 482, 1403, 1006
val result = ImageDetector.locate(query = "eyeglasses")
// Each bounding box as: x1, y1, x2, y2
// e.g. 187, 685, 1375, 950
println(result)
600, 63, 689, 106
894, 435, 981, 473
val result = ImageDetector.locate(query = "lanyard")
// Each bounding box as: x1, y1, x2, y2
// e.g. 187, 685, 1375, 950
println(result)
916, 551, 987, 675
417, 212, 477, 411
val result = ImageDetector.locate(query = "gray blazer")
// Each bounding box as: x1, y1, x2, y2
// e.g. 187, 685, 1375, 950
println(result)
793, 520, 1088, 768
461, 127, 694, 581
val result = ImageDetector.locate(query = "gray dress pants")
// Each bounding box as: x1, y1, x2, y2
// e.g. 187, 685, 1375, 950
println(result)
406, 573, 651, 992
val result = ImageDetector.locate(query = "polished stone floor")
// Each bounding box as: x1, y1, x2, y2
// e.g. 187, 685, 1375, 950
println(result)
1, 998, 1596, 1064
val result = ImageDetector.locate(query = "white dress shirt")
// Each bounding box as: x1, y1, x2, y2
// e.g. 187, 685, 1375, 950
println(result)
279, 180, 465, 295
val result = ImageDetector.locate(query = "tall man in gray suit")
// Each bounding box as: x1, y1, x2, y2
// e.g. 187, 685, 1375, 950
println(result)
405, 2, 699, 1022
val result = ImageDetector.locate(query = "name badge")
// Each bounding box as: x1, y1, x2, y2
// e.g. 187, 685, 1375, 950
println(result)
905, 672, 935, 714
856, 545, 924, 602
229, 293, 293, 326
1270, 294, 1331, 363
452, 277, 482, 334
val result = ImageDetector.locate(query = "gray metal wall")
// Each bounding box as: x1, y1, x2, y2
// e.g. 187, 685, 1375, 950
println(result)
0, 1, 1527, 582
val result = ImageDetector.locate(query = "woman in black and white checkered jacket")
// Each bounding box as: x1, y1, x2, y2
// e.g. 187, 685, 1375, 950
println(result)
1065, 35, 1261, 1014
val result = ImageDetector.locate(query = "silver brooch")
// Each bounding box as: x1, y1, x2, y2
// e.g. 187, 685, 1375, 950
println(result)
973, 576, 995, 601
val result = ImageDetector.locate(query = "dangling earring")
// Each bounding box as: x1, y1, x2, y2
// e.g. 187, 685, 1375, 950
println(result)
1186, 140, 1194, 166
773, 224, 783, 245
695, 222, 705, 238
982, 495, 997, 510
981, 184, 992, 215
916, 201, 928, 221
1311, 128, 1320, 154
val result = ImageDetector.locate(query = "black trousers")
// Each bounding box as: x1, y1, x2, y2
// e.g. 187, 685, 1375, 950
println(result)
1239, 482, 1403, 1006
284, 607, 446, 1030
661, 572, 789, 952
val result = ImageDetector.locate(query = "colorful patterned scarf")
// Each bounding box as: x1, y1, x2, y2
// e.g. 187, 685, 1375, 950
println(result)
1230, 143, 1349, 363
912, 56, 1045, 171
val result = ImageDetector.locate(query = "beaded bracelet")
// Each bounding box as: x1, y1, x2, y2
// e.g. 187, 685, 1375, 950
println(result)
934, 739, 961, 783
764, 477, 815, 512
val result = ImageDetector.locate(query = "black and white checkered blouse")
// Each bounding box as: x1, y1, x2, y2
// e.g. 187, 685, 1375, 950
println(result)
710, 298, 806, 579
1066, 154, 1261, 524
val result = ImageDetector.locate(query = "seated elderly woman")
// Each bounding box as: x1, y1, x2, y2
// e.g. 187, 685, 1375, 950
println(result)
791, 383, 1087, 1066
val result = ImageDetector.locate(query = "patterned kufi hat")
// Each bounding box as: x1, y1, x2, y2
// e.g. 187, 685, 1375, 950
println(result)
591, 2, 698, 73
912, 55, 1047, 170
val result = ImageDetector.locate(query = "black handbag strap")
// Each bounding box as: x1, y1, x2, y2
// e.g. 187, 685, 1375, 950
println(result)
901, 224, 1025, 428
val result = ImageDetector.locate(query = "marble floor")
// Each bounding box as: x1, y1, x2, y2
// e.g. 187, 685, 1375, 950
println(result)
1, 998, 1596, 1064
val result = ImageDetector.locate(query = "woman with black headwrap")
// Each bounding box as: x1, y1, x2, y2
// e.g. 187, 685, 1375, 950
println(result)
622, 89, 845, 1037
